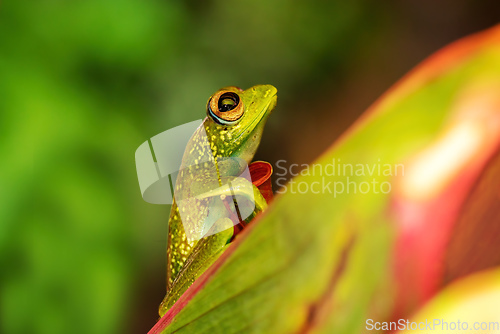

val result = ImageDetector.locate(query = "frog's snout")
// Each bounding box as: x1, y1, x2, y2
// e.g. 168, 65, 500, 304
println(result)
257, 84, 277, 113
247, 84, 277, 98
267, 86, 278, 114
268, 94, 277, 113
258, 84, 277, 101
264, 84, 277, 97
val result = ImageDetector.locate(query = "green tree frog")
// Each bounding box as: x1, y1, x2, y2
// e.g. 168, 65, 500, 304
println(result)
159, 85, 277, 315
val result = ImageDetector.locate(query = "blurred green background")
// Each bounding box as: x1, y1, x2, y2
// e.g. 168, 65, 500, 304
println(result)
1, 1, 499, 333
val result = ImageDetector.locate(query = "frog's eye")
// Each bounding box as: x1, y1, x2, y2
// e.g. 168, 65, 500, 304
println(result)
207, 91, 244, 125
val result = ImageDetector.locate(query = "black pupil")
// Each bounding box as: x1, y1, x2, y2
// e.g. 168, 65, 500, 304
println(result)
218, 92, 239, 112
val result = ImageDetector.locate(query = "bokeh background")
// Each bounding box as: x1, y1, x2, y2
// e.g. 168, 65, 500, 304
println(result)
2, 1, 499, 333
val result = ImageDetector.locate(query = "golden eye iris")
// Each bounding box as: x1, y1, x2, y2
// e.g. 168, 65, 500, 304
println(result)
208, 91, 244, 124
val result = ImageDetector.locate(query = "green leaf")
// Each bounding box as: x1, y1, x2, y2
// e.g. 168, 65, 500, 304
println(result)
152, 24, 500, 334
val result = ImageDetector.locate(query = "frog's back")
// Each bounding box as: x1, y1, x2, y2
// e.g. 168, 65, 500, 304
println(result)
166, 123, 216, 288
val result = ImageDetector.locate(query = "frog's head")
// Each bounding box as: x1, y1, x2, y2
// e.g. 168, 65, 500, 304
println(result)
204, 84, 277, 163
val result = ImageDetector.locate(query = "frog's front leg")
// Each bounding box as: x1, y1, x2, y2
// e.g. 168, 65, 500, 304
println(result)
196, 177, 268, 213
198, 178, 268, 236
